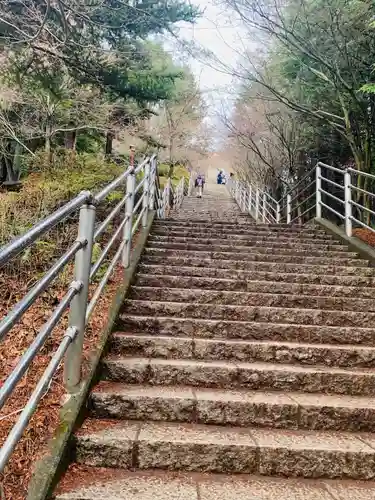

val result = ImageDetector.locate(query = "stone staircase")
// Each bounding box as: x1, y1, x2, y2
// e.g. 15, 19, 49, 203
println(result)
56, 182, 375, 499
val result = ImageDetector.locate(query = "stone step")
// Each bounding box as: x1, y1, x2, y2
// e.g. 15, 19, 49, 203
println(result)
155, 219, 294, 228
142, 255, 372, 277
148, 239, 348, 252
55, 467, 375, 500
102, 356, 375, 396
151, 227, 335, 240
122, 300, 375, 328
89, 382, 375, 432
152, 222, 329, 233
120, 315, 375, 346
74, 419, 375, 479
135, 274, 375, 299
129, 286, 375, 312
144, 248, 368, 268
146, 244, 356, 258
110, 333, 375, 368
138, 264, 375, 286
149, 233, 338, 246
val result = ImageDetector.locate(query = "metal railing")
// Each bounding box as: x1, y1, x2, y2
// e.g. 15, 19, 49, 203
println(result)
0, 155, 174, 473
227, 162, 375, 237
228, 179, 281, 224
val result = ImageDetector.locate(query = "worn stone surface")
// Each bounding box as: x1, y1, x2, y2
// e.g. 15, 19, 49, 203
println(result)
252, 428, 375, 479
102, 356, 375, 396
73, 420, 375, 479
56, 470, 199, 500
75, 421, 141, 468
146, 240, 350, 256
137, 421, 258, 473
119, 315, 375, 346
135, 274, 375, 298
111, 333, 375, 368
52, 179, 375, 496
138, 263, 375, 286
129, 285, 375, 312
89, 383, 375, 432
90, 384, 196, 422
145, 247, 367, 268
142, 254, 374, 277
122, 299, 375, 327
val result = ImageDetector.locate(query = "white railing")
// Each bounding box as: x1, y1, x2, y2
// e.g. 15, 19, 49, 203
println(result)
227, 162, 375, 237
0, 154, 175, 473
228, 178, 281, 224
172, 176, 185, 210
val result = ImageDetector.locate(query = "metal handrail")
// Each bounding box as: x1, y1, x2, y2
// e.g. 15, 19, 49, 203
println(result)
0, 153, 173, 473
227, 160, 375, 237
348, 168, 375, 180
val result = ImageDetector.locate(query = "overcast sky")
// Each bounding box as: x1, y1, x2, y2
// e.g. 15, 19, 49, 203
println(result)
176, 1, 244, 116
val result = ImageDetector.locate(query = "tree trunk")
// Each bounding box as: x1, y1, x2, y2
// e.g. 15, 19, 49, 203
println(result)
64, 130, 77, 150
45, 121, 52, 166
105, 131, 114, 156
13, 142, 22, 180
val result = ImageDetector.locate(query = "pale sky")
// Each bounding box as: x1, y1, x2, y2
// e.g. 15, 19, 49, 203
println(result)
176, 1, 245, 112
160, 1, 248, 147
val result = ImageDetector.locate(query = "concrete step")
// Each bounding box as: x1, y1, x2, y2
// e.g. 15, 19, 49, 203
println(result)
74, 418, 375, 478
89, 382, 375, 432
151, 227, 335, 241
122, 300, 375, 328
102, 356, 375, 396
155, 219, 295, 228
148, 238, 348, 252
148, 233, 339, 246
138, 264, 375, 287
152, 222, 329, 233
135, 274, 375, 299
141, 255, 373, 277
144, 248, 366, 268
146, 244, 357, 258
129, 286, 375, 312
110, 333, 375, 368
120, 315, 375, 346
55, 467, 375, 500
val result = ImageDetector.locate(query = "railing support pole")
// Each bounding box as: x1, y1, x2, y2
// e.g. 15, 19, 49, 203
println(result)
142, 161, 150, 227
316, 164, 322, 218
188, 171, 193, 197
287, 194, 292, 224
148, 158, 156, 210
122, 170, 135, 267
255, 189, 260, 221
344, 169, 352, 237
276, 202, 281, 223
262, 192, 266, 223
248, 184, 252, 214
64, 203, 96, 391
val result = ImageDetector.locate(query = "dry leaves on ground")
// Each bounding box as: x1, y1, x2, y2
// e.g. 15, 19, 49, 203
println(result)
352, 228, 375, 247
0, 265, 125, 500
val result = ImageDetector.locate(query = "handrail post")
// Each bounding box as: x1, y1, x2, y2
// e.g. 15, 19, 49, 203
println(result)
276, 202, 281, 223
235, 180, 239, 203
142, 160, 150, 227
64, 203, 96, 391
188, 171, 194, 197
344, 169, 352, 237
262, 192, 266, 223
255, 189, 260, 221
316, 164, 322, 218
148, 158, 156, 210
287, 194, 292, 224
122, 169, 135, 267
248, 184, 252, 214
